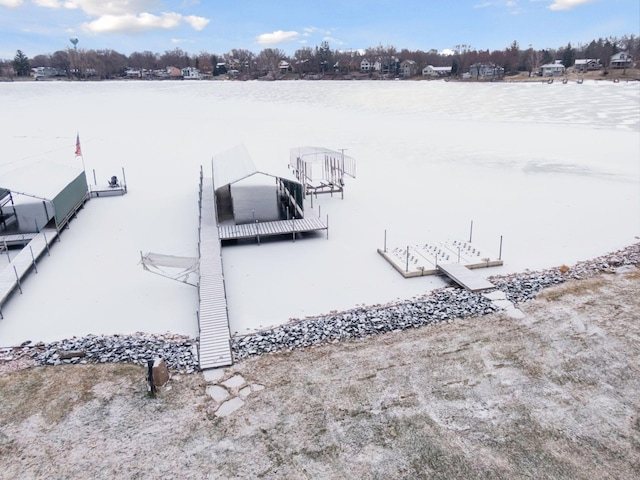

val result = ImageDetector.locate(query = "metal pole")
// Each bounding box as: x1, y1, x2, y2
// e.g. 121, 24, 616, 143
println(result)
384, 229, 387, 253
406, 246, 409, 272
499, 235, 503, 260
469, 220, 473, 243
13, 266, 22, 294
122, 167, 128, 193
457, 246, 460, 263
4, 239, 10, 262
326, 214, 329, 240
43, 231, 50, 255
93, 169, 97, 185
30, 246, 38, 273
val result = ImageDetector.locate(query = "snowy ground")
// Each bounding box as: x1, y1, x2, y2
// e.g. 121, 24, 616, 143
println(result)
0, 79, 638, 347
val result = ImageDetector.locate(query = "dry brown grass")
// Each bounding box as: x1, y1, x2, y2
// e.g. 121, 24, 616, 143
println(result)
1, 270, 639, 479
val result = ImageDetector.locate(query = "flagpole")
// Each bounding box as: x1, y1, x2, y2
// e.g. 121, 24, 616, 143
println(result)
75, 132, 86, 174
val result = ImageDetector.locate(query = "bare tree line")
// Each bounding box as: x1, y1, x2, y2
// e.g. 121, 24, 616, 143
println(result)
2, 34, 638, 80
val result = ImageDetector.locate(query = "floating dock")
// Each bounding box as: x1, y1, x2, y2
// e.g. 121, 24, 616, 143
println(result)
378, 238, 502, 291
219, 217, 327, 241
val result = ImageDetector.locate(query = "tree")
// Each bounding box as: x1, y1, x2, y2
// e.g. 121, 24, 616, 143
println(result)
51, 50, 70, 77
13, 50, 30, 76
561, 42, 575, 68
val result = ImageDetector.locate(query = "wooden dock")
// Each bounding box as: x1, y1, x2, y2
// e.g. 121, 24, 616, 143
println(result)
197, 176, 233, 370
437, 263, 495, 292
218, 217, 327, 241
0, 228, 58, 317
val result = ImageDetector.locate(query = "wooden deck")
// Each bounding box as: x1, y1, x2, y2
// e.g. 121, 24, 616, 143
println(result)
219, 217, 327, 241
437, 263, 495, 292
0, 228, 58, 317
197, 177, 233, 370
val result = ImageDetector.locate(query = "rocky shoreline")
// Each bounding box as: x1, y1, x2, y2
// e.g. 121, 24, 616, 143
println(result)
1, 243, 637, 372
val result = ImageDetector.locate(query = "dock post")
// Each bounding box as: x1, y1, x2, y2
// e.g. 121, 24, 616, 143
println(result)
326, 215, 329, 240
469, 220, 473, 243
499, 235, 503, 260
29, 246, 37, 273
93, 169, 97, 185
122, 167, 128, 193
43, 232, 50, 256
406, 246, 409, 272
384, 229, 387, 253
256, 220, 261, 245
13, 266, 22, 294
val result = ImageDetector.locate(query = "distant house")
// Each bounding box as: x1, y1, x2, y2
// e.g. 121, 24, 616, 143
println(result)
278, 60, 290, 74
422, 65, 452, 77
360, 58, 372, 73
574, 59, 602, 73
181, 67, 201, 80
374, 57, 399, 75
32, 66, 64, 80
539, 61, 565, 77
469, 63, 503, 79
166, 66, 182, 79
399, 60, 418, 78
610, 51, 633, 69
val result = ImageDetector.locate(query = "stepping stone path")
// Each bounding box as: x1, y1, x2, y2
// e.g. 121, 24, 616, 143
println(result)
203, 369, 265, 417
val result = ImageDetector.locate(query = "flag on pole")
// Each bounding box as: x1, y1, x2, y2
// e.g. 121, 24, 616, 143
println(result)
75, 133, 82, 156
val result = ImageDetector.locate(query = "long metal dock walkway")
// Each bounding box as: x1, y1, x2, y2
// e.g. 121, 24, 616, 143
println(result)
197, 176, 233, 370
0, 228, 58, 317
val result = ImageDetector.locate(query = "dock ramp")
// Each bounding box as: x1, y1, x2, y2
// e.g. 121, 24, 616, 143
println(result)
437, 263, 495, 292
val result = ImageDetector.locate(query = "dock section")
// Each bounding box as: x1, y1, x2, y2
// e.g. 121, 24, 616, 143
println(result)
0, 228, 58, 318
436, 263, 495, 292
197, 176, 233, 369
219, 216, 327, 241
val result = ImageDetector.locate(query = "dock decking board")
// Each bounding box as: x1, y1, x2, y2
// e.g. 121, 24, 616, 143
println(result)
197, 177, 233, 370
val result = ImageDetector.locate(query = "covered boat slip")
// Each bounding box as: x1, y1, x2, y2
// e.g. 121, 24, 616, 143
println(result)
0, 228, 58, 318
212, 145, 327, 242
0, 162, 89, 236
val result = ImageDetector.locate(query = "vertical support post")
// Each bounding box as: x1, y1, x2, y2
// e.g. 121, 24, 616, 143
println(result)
4, 239, 10, 262
93, 169, 97, 185
469, 220, 473, 243
457, 247, 461, 264
121, 167, 128, 192
326, 215, 329, 240
29, 246, 37, 273
256, 220, 260, 245
384, 229, 387, 253
499, 235, 503, 261
147, 359, 156, 397
13, 265, 22, 294
43, 231, 51, 256
406, 246, 409, 273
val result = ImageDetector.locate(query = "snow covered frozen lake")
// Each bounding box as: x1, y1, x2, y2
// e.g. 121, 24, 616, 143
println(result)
0, 79, 638, 346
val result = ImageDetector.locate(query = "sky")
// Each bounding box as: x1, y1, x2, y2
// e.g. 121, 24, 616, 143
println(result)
0, 0, 639, 60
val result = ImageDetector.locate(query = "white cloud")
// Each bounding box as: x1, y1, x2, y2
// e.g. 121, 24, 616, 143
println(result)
67, 0, 159, 16
183, 15, 209, 31
82, 12, 183, 34
440, 48, 455, 55
0, 0, 23, 7
33, 0, 60, 7
548, 0, 598, 10
256, 30, 299, 45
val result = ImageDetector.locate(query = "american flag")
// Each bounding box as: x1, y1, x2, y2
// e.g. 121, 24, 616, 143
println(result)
75, 133, 82, 156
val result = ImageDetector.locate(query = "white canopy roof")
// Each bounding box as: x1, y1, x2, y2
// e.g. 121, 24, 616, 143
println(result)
210, 144, 300, 190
